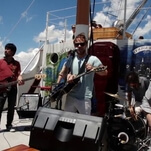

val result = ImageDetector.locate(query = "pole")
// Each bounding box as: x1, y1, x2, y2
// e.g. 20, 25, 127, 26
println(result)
123, 0, 127, 39
75, 0, 90, 40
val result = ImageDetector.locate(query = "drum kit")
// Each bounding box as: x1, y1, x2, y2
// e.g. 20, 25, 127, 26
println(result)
104, 92, 150, 151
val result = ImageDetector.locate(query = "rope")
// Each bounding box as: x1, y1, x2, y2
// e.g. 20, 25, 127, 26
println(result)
2, 0, 36, 45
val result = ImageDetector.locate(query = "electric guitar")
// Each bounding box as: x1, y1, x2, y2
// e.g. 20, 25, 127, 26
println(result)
50, 66, 107, 102
0, 74, 46, 93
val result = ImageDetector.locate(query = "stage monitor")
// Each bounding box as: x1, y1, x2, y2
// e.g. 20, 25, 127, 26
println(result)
29, 107, 105, 151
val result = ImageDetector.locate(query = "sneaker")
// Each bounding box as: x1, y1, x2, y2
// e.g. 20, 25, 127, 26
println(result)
6, 126, 16, 132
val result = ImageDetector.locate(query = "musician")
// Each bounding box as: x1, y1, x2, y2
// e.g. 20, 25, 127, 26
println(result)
0, 43, 23, 131
58, 33, 107, 115
141, 81, 151, 130
126, 71, 149, 106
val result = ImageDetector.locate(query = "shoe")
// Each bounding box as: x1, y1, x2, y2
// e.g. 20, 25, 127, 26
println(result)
6, 126, 16, 132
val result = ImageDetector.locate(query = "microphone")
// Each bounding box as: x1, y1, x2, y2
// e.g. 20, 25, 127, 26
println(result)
74, 47, 78, 51
71, 48, 78, 53
68, 48, 78, 57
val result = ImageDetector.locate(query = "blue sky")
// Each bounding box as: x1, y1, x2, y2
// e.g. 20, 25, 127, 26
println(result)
0, 0, 77, 52
0, 0, 151, 70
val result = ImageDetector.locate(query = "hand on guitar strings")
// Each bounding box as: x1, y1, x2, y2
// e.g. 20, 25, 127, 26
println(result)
85, 63, 94, 71
67, 73, 77, 83
17, 75, 24, 85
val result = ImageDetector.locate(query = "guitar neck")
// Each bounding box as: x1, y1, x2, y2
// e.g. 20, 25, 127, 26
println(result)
74, 66, 107, 81
75, 70, 93, 79
0, 77, 34, 89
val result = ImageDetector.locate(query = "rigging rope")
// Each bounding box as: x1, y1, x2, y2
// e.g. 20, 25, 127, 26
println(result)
2, 0, 35, 45
131, 4, 151, 36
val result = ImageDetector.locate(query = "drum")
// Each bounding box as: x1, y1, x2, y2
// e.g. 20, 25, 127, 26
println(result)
112, 104, 124, 117
107, 116, 146, 147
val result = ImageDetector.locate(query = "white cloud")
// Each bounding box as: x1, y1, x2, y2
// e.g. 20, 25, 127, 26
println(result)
134, 18, 151, 38
34, 25, 73, 44
15, 48, 39, 73
94, 11, 112, 27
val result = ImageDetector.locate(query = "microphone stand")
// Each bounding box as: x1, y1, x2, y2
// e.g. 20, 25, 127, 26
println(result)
55, 90, 64, 110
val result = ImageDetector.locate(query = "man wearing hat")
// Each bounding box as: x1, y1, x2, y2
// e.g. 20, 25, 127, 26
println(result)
0, 43, 23, 131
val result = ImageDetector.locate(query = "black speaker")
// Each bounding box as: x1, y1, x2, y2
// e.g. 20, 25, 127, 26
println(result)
16, 93, 42, 118
29, 107, 105, 151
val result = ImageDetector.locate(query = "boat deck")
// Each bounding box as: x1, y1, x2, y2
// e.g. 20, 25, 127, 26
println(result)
0, 110, 32, 150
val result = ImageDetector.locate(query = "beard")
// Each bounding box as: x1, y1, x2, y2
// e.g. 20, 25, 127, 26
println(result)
4, 52, 11, 57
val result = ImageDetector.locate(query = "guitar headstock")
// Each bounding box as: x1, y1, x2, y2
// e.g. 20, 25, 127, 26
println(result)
35, 74, 46, 80
93, 66, 107, 72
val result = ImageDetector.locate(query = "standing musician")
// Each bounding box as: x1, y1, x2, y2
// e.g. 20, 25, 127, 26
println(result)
57, 33, 107, 115
0, 43, 23, 131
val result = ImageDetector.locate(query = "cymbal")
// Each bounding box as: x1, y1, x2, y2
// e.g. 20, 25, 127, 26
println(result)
104, 92, 128, 102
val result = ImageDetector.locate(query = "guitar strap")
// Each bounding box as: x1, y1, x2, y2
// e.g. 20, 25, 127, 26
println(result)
68, 54, 90, 84
68, 54, 90, 75
78, 54, 90, 74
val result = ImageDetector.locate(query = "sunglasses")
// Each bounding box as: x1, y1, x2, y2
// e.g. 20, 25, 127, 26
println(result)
74, 42, 85, 47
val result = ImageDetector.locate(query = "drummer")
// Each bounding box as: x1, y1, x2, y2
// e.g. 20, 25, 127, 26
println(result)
125, 71, 150, 107
140, 81, 151, 130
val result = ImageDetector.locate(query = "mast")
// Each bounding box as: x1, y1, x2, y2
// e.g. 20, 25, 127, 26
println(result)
64, 19, 67, 42
123, 0, 127, 39
75, 0, 90, 40
46, 12, 49, 44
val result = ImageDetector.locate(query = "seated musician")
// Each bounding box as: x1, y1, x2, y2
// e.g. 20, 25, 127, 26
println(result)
141, 81, 151, 130
126, 71, 149, 107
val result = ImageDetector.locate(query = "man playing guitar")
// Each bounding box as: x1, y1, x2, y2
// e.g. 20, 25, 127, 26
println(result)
0, 43, 23, 131
56, 33, 108, 115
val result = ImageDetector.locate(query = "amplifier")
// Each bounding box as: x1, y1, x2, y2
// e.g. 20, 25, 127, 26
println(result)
16, 93, 42, 118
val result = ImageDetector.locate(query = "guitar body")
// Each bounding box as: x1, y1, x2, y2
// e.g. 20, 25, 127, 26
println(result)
0, 80, 12, 93
63, 78, 80, 93
50, 78, 80, 102
50, 66, 107, 102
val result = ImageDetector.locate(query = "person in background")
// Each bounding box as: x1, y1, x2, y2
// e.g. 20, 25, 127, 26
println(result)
91, 20, 102, 29
91, 20, 97, 28
58, 33, 107, 115
0, 43, 23, 131
126, 71, 149, 107
57, 50, 74, 84
71, 24, 76, 40
96, 24, 102, 28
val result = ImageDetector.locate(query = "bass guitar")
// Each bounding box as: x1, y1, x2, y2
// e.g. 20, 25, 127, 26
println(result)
50, 66, 107, 102
0, 74, 46, 93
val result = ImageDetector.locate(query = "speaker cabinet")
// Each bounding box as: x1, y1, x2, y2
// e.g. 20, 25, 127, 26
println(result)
17, 93, 42, 118
29, 107, 105, 151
